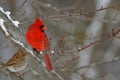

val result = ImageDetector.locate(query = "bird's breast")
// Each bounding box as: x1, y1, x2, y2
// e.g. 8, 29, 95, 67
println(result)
26, 30, 45, 50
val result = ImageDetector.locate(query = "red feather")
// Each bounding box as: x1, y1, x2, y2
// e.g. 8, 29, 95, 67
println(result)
26, 18, 52, 71
26, 18, 49, 50
44, 54, 53, 71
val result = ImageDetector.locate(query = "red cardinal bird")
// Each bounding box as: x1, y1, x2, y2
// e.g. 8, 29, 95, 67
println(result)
26, 18, 53, 71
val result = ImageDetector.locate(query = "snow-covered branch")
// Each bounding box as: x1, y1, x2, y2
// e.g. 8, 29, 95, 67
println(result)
0, 18, 9, 36
0, 17, 45, 67
0, 6, 64, 80
0, 7, 19, 27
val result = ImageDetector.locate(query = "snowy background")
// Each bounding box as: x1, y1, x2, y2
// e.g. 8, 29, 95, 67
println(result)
0, 0, 120, 80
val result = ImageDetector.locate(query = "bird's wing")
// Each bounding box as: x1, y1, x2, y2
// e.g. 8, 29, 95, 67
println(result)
43, 33, 50, 51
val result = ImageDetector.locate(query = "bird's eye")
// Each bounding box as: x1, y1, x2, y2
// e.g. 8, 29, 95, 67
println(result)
40, 25, 44, 32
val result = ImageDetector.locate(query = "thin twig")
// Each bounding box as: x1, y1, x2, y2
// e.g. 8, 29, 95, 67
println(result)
74, 56, 120, 72
52, 70, 65, 80
64, 28, 120, 53
53, 35, 65, 50
46, 2, 120, 19
19, 0, 27, 9
0, 7, 65, 80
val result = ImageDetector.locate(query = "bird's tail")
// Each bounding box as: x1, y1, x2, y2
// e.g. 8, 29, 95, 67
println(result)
44, 54, 53, 71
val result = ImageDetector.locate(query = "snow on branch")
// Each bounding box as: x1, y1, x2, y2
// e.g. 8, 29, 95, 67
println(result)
11, 38, 46, 66
0, 6, 64, 80
0, 7, 20, 27
0, 18, 9, 36
0, 7, 45, 67
0, 17, 45, 67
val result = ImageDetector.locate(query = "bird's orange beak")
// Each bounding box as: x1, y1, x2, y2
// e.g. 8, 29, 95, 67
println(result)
42, 26, 47, 30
